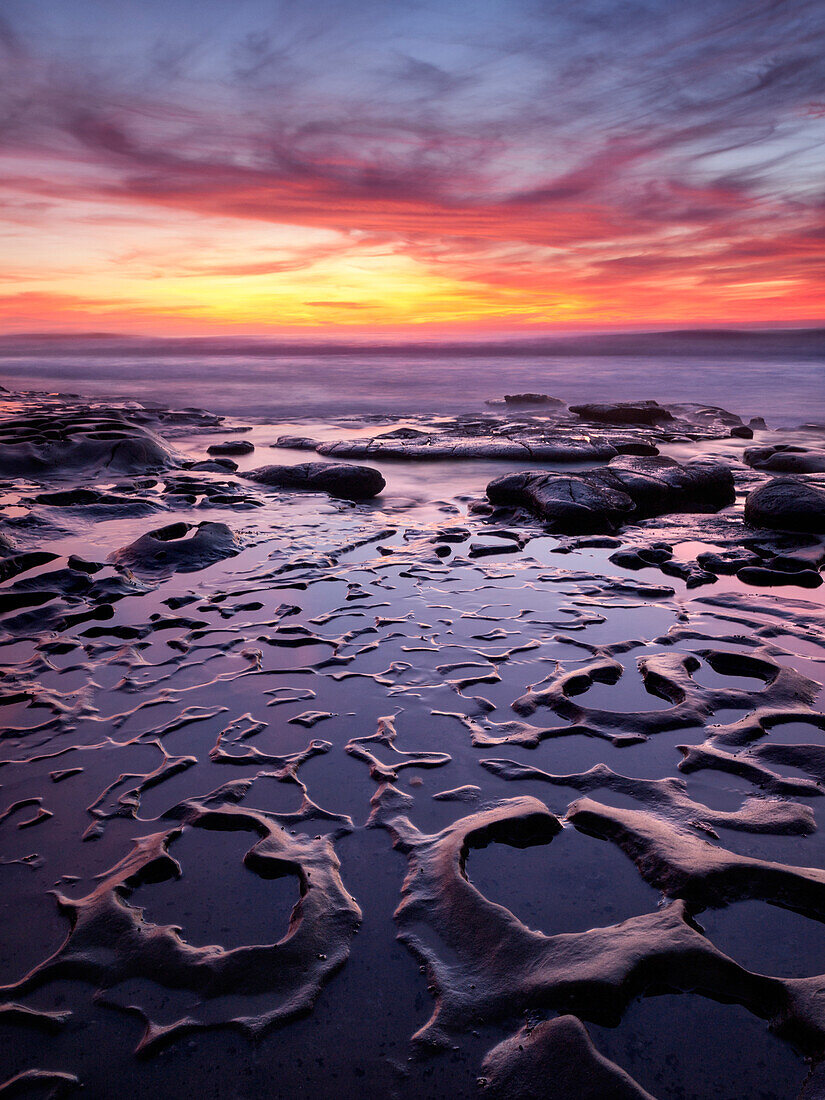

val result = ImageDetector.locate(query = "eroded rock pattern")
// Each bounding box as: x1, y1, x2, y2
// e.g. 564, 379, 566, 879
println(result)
0, 385, 824, 1097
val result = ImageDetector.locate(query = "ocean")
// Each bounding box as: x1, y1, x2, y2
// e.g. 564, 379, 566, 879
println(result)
1, 349, 823, 426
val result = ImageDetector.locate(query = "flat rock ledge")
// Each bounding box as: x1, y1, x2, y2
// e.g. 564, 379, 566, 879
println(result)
486, 456, 735, 534
288, 436, 620, 463
246, 461, 385, 500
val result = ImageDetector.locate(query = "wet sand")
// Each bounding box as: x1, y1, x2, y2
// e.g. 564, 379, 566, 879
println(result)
1, 385, 824, 1098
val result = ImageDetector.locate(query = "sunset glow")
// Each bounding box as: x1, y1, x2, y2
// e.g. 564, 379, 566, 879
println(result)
1, 0, 823, 337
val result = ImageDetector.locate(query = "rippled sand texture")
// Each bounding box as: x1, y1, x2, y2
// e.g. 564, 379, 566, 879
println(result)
1, 387, 825, 1099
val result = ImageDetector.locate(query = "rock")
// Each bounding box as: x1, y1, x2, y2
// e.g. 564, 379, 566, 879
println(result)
0, 551, 59, 583
246, 462, 385, 500
32, 488, 160, 516
768, 543, 825, 571
272, 436, 320, 450
569, 400, 674, 425
737, 566, 822, 589
375, 427, 431, 439
487, 457, 734, 534
503, 393, 563, 406
480, 1016, 656, 1100
696, 549, 760, 575
0, 411, 177, 476
487, 471, 633, 533
313, 436, 617, 462
613, 440, 660, 456
659, 560, 717, 587
112, 521, 241, 575
468, 542, 521, 558
748, 416, 768, 429
207, 440, 254, 456
744, 444, 825, 474
433, 527, 471, 543
744, 478, 825, 533
730, 424, 754, 439
188, 458, 238, 473
609, 549, 647, 569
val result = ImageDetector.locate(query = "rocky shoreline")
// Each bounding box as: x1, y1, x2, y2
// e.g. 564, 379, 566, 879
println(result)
1, 382, 824, 1099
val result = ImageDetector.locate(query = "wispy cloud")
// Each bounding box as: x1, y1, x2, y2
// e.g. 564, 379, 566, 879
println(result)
0, 0, 822, 333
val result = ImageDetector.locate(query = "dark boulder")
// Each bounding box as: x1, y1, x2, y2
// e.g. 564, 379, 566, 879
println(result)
188, 458, 239, 473
569, 400, 674, 425
603, 455, 734, 515
487, 470, 633, 533
112, 521, 241, 575
744, 444, 825, 474
737, 565, 822, 589
730, 424, 754, 439
696, 549, 761, 575
246, 461, 385, 500
271, 436, 320, 450
207, 439, 254, 456
744, 478, 825, 533
486, 456, 734, 534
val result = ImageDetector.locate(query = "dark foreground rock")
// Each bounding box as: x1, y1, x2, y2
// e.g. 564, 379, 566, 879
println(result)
112, 521, 241, 574
745, 478, 825, 533
246, 461, 385, 500
569, 400, 674, 425
0, 410, 177, 476
487, 456, 734, 533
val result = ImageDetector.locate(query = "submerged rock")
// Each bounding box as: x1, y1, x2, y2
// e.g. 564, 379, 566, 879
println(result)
744, 478, 825, 533
246, 461, 385, 500
487, 456, 734, 533
112, 521, 241, 574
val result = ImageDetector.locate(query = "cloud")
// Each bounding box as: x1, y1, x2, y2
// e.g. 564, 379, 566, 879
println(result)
0, 0, 823, 330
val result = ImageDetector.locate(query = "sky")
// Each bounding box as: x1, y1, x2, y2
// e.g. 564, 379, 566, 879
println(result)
1, 0, 824, 338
